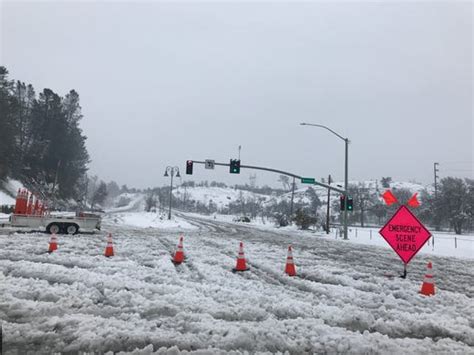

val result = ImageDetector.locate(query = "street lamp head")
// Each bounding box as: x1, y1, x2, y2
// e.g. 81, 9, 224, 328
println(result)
176, 171, 181, 178
164, 170, 169, 177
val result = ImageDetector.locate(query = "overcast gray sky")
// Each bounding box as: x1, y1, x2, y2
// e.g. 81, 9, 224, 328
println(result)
1, 1, 472, 189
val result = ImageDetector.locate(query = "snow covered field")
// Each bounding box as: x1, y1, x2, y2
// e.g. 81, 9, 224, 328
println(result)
1, 213, 473, 354
103, 212, 198, 231
190, 212, 474, 260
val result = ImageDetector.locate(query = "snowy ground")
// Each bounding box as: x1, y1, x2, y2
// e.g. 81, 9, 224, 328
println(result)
0, 213, 473, 354
190, 212, 474, 260
103, 212, 198, 231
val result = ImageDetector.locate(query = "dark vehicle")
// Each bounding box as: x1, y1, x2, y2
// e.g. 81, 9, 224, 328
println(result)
234, 216, 251, 223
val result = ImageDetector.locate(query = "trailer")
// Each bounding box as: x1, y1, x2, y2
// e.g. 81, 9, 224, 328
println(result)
10, 212, 101, 234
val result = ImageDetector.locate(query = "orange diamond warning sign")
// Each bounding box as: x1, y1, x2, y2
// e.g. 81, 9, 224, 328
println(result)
379, 205, 431, 264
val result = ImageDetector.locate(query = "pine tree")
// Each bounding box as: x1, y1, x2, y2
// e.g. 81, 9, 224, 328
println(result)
91, 181, 108, 208
437, 177, 471, 234
0, 67, 18, 180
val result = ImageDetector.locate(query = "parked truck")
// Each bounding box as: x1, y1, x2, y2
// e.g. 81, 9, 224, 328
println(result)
10, 212, 101, 234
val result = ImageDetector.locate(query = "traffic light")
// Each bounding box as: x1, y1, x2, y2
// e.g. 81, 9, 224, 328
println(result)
347, 197, 354, 211
340, 195, 345, 211
186, 160, 193, 175
230, 159, 240, 174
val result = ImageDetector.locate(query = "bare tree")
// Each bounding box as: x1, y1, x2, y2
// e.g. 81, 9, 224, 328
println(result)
279, 175, 291, 191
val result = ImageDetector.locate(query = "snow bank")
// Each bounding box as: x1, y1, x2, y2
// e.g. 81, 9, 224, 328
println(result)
0, 190, 15, 205
104, 212, 197, 230
3, 179, 24, 195
106, 193, 145, 213
0, 179, 24, 205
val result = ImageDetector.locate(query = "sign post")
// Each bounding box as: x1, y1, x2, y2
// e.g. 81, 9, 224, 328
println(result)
379, 205, 431, 278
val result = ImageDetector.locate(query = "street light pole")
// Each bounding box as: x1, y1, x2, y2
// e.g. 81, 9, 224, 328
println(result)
300, 122, 350, 240
164, 166, 180, 220
344, 137, 349, 241
326, 174, 331, 234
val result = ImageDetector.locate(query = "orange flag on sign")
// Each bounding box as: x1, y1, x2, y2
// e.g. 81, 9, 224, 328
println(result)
407, 193, 420, 208
382, 190, 398, 206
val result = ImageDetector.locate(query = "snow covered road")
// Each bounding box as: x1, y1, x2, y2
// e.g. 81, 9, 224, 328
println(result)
1, 214, 473, 354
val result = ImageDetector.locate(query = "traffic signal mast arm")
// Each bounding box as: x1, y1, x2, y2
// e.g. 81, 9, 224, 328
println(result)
188, 160, 346, 194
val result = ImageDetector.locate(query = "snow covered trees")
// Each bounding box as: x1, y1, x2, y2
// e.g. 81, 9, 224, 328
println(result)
91, 182, 108, 208
436, 178, 473, 235
0, 67, 90, 200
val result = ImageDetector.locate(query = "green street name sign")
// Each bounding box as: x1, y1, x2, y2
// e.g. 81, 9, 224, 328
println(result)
301, 177, 315, 184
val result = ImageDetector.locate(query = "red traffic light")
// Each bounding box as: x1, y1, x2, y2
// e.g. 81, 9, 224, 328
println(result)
340, 195, 345, 211
186, 160, 193, 175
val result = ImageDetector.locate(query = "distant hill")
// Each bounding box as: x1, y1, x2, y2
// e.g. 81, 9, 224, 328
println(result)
1, 177, 429, 215
171, 180, 427, 211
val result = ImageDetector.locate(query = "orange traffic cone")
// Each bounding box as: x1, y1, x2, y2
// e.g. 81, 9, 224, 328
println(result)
285, 245, 296, 276
233, 242, 249, 272
26, 193, 34, 215
48, 233, 58, 253
104, 233, 114, 257
420, 261, 435, 296
14, 188, 21, 214
172, 235, 185, 264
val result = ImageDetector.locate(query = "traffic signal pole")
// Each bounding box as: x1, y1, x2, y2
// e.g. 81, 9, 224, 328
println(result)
188, 160, 346, 194
344, 138, 349, 240
290, 176, 296, 219
326, 174, 331, 234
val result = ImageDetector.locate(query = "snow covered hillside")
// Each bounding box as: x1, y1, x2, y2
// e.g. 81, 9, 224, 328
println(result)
0, 177, 426, 212
172, 180, 427, 211
0, 212, 473, 354
105, 192, 146, 213
173, 186, 272, 210
0, 180, 24, 206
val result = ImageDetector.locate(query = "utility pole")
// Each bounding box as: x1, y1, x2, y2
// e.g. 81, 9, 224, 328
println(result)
183, 184, 187, 210
344, 138, 349, 240
51, 159, 61, 209
84, 178, 88, 209
290, 176, 296, 220
326, 174, 332, 234
52, 160, 61, 195
434, 162, 439, 198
